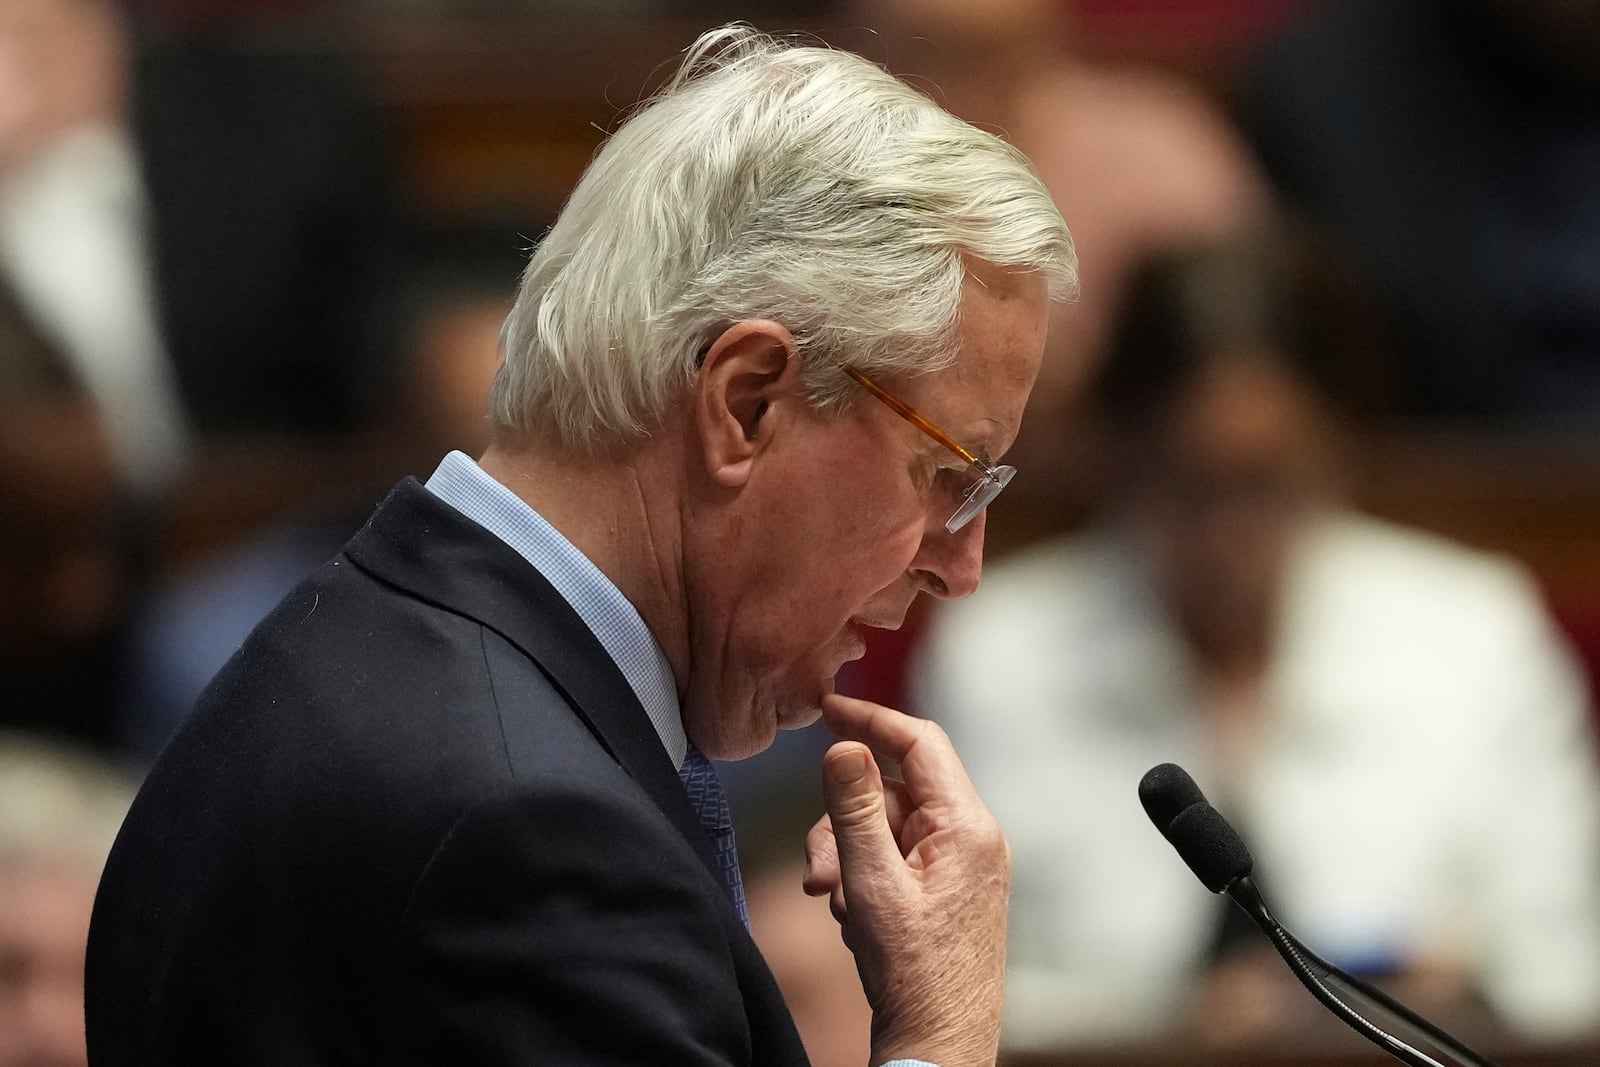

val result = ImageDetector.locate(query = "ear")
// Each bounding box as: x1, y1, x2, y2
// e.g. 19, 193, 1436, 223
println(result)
693, 319, 801, 488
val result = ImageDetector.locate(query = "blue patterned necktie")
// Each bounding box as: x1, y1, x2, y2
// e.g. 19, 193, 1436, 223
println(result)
678, 745, 749, 929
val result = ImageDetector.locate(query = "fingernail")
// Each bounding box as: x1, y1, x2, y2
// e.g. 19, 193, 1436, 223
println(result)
829, 748, 867, 785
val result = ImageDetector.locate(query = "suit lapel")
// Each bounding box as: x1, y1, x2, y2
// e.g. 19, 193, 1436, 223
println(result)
342, 479, 720, 881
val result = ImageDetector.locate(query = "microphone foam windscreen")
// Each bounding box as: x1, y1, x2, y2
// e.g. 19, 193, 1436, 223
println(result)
1139, 762, 1254, 892
1138, 762, 1208, 832
1166, 802, 1254, 892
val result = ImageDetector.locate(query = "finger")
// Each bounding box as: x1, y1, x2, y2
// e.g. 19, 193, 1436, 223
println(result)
821, 741, 909, 906
804, 776, 918, 903
802, 817, 850, 925
802, 814, 839, 897
821, 693, 976, 805
880, 776, 915, 839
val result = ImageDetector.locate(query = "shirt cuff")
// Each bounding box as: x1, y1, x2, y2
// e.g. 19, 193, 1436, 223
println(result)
878, 1061, 940, 1067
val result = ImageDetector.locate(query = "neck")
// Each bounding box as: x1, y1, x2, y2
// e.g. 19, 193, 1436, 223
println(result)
477, 430, 690, 693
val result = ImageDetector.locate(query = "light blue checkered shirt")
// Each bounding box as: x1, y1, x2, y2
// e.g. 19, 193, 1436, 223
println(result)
424, 451, 934, 1067
425, 450, 685, 768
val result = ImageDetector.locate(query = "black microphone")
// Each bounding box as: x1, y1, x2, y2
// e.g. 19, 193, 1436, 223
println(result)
1138, 762, 1501, 1067
1138, 761, 1255, 892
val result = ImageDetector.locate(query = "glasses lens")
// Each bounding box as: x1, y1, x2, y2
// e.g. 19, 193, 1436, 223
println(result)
946, 464, 1017, 533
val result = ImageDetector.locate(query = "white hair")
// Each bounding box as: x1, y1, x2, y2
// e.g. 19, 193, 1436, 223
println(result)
491, 23, 1077, 450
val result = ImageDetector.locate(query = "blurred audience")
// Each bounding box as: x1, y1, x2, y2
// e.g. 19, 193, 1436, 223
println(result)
0, 0, 404, 753
1240, 0, 1600, 427
857, 0, 1274, 546
910, 231, 1600, 1051
0, 732, 137, 1067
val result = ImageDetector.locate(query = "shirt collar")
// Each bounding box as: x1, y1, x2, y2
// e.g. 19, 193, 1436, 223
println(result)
424, 450, 687, 768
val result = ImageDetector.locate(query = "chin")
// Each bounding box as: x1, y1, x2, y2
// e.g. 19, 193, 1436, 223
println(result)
697, 662, 836, 759
776, 699, 825, 731
780, 665, 842, 728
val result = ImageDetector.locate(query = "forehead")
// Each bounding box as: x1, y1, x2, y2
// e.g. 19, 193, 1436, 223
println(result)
903, 265, 1050, 452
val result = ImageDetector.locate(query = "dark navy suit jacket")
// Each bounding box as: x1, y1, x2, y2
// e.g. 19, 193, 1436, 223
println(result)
86, 479, 809, 1065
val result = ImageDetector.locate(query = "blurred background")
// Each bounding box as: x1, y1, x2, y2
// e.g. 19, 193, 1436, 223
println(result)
1, 1, 1598, 1065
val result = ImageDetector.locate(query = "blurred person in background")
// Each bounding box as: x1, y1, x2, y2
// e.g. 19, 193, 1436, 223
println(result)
1240, 0, 1600, 427
0, 732, 137, 1067
0, 0, 182, 497
1, 0, 402, 755
0, 280, 134, 753
0, 0, 400, 504
911, 230, 1600, 1051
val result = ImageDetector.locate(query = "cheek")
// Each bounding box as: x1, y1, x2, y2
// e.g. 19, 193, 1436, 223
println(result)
811, 515, 927, 621
740, 440, 931, 635
769, 516, 924, 631
872, 518, 929, 579
781, 472, 927, 574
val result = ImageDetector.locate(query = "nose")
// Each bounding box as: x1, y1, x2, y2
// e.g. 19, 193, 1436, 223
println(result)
909, 508, 985, 600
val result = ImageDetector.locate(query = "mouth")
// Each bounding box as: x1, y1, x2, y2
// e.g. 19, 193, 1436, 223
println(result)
850, 611, 908, 635
842, 613, 905, 663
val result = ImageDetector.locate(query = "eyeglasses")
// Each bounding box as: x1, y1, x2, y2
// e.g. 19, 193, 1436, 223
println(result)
836, 363, 1017, 534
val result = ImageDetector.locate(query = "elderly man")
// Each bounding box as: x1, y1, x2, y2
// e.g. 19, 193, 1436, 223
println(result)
85, 25, 1075, 1067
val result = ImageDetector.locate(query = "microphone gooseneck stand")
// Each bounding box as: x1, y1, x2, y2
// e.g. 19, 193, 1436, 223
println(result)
1138, 762, 1502, 1067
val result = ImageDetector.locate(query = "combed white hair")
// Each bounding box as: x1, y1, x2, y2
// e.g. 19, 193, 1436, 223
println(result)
491, 23, 1077, 449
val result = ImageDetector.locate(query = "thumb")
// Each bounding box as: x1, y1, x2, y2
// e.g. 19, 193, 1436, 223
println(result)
822, 742, 906, 902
